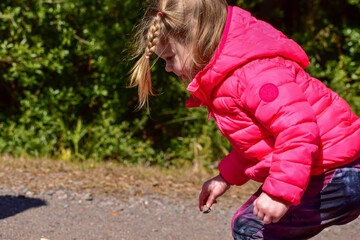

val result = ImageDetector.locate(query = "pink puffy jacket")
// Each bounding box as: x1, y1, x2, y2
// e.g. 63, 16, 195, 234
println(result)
186, 6, 360, 206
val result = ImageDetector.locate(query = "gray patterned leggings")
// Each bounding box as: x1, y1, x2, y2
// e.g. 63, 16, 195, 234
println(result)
232, 157, 360, 240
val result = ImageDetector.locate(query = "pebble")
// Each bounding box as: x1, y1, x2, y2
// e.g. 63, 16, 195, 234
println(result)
25, 191, 34, 198
202, 205, 211, 214
84, 193, 93, 201
46, 190, 54, 196
58, 194, 68, 200
22, 188, 29, 195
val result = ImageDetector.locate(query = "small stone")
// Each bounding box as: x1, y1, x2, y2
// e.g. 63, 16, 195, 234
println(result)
25, 191, 34, 198
46, 190, 54, 196
84, 193, 93, 201
58, 194, 68, 200
22, 188, 29, 195
55, 190, 65, 195
202, 205, 212, 214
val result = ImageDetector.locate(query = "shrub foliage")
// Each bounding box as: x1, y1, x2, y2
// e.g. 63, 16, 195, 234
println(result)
0, 0, 359, 167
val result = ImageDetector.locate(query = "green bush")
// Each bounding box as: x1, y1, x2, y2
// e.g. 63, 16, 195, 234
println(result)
0, 0, 148, 160
0, 0, 359, 168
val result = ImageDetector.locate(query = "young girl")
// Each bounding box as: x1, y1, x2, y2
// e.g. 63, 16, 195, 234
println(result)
129, 0, 360, 239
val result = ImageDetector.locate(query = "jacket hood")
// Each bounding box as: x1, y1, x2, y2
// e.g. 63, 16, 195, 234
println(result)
186, 6, 309, 107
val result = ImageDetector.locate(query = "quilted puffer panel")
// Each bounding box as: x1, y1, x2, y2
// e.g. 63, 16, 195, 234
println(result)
186, 6, 360, 205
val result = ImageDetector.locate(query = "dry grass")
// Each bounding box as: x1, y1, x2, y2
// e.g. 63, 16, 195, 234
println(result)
0, 155, 260, 203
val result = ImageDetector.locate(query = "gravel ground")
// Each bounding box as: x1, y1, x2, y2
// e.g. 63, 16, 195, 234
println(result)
0, 186, 234, 240
1, 185, 359, 240
0, 157, 359, 239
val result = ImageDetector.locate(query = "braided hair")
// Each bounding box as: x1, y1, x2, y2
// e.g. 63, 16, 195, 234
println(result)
129, 0, 228, 109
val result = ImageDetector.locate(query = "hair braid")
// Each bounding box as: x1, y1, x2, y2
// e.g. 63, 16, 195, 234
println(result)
145, 14, 163, 58
129, 0, 228, 110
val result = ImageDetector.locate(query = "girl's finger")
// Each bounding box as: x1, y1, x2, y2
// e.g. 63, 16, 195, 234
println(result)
263, 215, 272, 224
206, 192, 216, 208
199, 191, 209, 211
272, 216, 281, 223
253, 205, 259, 216
256, 211, 265, 221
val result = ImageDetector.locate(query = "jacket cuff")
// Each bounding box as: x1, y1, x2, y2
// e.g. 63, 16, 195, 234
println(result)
262, 176, 305, 206
218, 151, 249, 186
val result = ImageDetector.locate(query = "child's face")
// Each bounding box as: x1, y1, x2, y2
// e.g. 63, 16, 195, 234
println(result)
155, 40, 191, 82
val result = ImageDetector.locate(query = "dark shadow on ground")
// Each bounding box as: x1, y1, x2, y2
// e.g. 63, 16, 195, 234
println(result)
0, 195, 47, 219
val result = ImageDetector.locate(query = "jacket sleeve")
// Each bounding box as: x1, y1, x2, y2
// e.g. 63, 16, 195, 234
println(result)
218, 149, 251, 186
240, 62, 320, 206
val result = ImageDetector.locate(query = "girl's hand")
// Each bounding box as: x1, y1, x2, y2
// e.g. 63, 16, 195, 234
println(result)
198, 174, 231, 212
253, 192, 290, 224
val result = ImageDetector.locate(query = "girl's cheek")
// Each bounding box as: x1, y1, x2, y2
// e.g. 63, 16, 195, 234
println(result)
175, 61, 184, 74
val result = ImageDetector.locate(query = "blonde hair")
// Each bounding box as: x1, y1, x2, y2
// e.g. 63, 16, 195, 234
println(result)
129, 0, 228, 109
